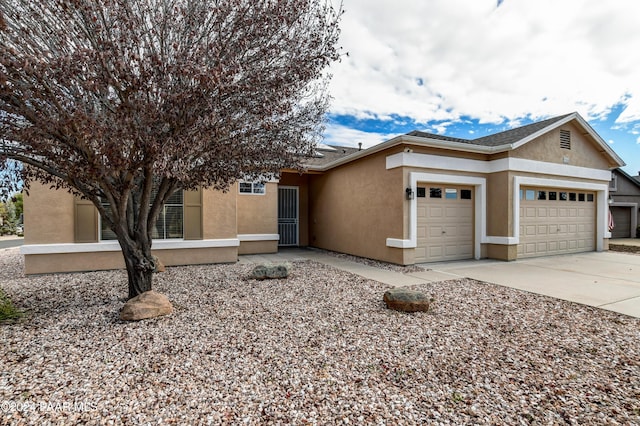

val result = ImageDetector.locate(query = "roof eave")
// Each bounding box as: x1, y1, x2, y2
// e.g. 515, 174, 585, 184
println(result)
304, 112, 626, 172
304, 135, 509, 172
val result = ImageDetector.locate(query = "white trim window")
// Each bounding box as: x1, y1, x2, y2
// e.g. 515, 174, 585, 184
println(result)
239, 181, 266, 195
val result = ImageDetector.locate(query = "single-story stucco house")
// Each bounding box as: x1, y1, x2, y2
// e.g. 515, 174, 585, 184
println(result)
21, 112, 625, 274
609, 168, 640, 238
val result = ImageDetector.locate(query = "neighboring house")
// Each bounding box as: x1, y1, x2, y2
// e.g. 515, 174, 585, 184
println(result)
609, 168, 640, 238
21, 112, 625, 274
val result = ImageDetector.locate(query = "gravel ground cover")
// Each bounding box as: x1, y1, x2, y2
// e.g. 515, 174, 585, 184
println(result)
609, 244, 640, 255
1, 247, 639, 425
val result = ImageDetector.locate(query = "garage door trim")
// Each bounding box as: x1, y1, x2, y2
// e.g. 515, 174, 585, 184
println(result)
513, 176, 609, 251
386, 172, 486, 260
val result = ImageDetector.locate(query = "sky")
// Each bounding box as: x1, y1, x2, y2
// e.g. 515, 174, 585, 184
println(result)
322, 0, 640, 176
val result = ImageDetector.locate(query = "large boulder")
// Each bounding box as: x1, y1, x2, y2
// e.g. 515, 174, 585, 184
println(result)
249, 263, 291, 280
383, 288, 433, 312
119, 290, 173, 321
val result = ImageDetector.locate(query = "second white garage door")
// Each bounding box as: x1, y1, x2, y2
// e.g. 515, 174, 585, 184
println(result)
415, 185, 474, 263
517, 187, 596, 258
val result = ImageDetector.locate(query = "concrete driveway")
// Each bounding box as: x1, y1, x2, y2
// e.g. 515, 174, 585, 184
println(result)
421, 252, 640, 318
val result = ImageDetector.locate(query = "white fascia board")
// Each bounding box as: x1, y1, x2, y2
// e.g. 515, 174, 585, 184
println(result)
387, 152, 613, 182
574, 114, 626, 167
21, 239, 240, 255
237, 234, 280, 241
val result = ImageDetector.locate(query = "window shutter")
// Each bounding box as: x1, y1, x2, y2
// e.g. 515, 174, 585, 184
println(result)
74, 198, 98, 243
184, 187, 202, 240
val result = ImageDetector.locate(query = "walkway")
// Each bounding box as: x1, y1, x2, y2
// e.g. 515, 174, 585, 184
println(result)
239, 247, 640, 319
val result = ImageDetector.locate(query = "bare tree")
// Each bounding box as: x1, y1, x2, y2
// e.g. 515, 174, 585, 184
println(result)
0, 0, 341, 298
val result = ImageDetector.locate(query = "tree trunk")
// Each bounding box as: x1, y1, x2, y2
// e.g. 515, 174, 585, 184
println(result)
119, 238, 155, 299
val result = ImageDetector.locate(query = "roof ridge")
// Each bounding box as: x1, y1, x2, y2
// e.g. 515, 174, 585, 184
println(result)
406, 112, 575, 147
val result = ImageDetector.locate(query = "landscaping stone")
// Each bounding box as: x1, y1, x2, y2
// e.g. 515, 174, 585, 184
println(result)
383, 288, 433, 312
119, 290, 173, 321
249, 263, 291, 280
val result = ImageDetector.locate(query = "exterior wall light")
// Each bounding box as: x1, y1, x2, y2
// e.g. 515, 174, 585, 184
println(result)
406, 187, 414, 200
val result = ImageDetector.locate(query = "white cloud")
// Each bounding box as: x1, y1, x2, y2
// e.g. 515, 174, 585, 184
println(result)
322, 123, 397, 148
637, 136, 640, 144
327, 0, 640, 124
608, 139, 614, 145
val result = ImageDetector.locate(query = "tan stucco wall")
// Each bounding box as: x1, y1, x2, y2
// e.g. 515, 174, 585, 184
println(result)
202, 187, 237, 239
238, 240, 278, 255
511, 123, 612, 169
487, 244, 517, 261
487, 171, 511, 237
24, 182, 75, 244
24, 246, 238, 275
309, 150, 405, 264
279, 173, 310, 246
236, 182, 278, 235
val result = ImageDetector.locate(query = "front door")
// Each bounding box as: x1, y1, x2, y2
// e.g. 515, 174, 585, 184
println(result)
278, 186, 299, 246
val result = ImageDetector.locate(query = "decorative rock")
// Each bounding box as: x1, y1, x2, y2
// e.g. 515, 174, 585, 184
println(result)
383, 288, 433, 312
152, 256, 166, 273
249, 263, 291, 280
119, 290, 173, 321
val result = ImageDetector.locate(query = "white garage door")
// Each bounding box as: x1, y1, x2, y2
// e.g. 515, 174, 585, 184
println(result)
415, 185, 474, 263
518, 187, 596, 258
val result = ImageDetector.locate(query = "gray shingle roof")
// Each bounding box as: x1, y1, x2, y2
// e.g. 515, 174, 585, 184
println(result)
408, 113, 574, 147
303, 145, 361, 167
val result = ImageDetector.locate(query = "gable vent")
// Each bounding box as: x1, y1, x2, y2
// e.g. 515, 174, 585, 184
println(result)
560, 129, 571, 150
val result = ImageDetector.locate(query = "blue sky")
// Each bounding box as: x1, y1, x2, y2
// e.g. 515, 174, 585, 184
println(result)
323, 0, 640, 176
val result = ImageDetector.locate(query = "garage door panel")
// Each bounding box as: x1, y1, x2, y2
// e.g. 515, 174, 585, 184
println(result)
428, 246, 443, 257
517, 187, 595, 258
417, 225, 427, 238
429, 206, 443, 217
415, 184, 474, 263
458, 224, 473, 237
428, 226, 442, 238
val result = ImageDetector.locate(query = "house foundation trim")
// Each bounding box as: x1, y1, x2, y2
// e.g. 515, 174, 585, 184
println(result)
238, 234, 280, 241
21, 239, 241, 255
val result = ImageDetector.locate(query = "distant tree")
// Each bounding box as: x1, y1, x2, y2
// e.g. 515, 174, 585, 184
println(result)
0, 0, 341, 298
0, 199, 16, 233
10, 193, 22, 223
0, 202, 6, 227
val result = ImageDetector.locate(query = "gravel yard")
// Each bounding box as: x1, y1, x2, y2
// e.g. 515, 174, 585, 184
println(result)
1, 247, 640, 425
